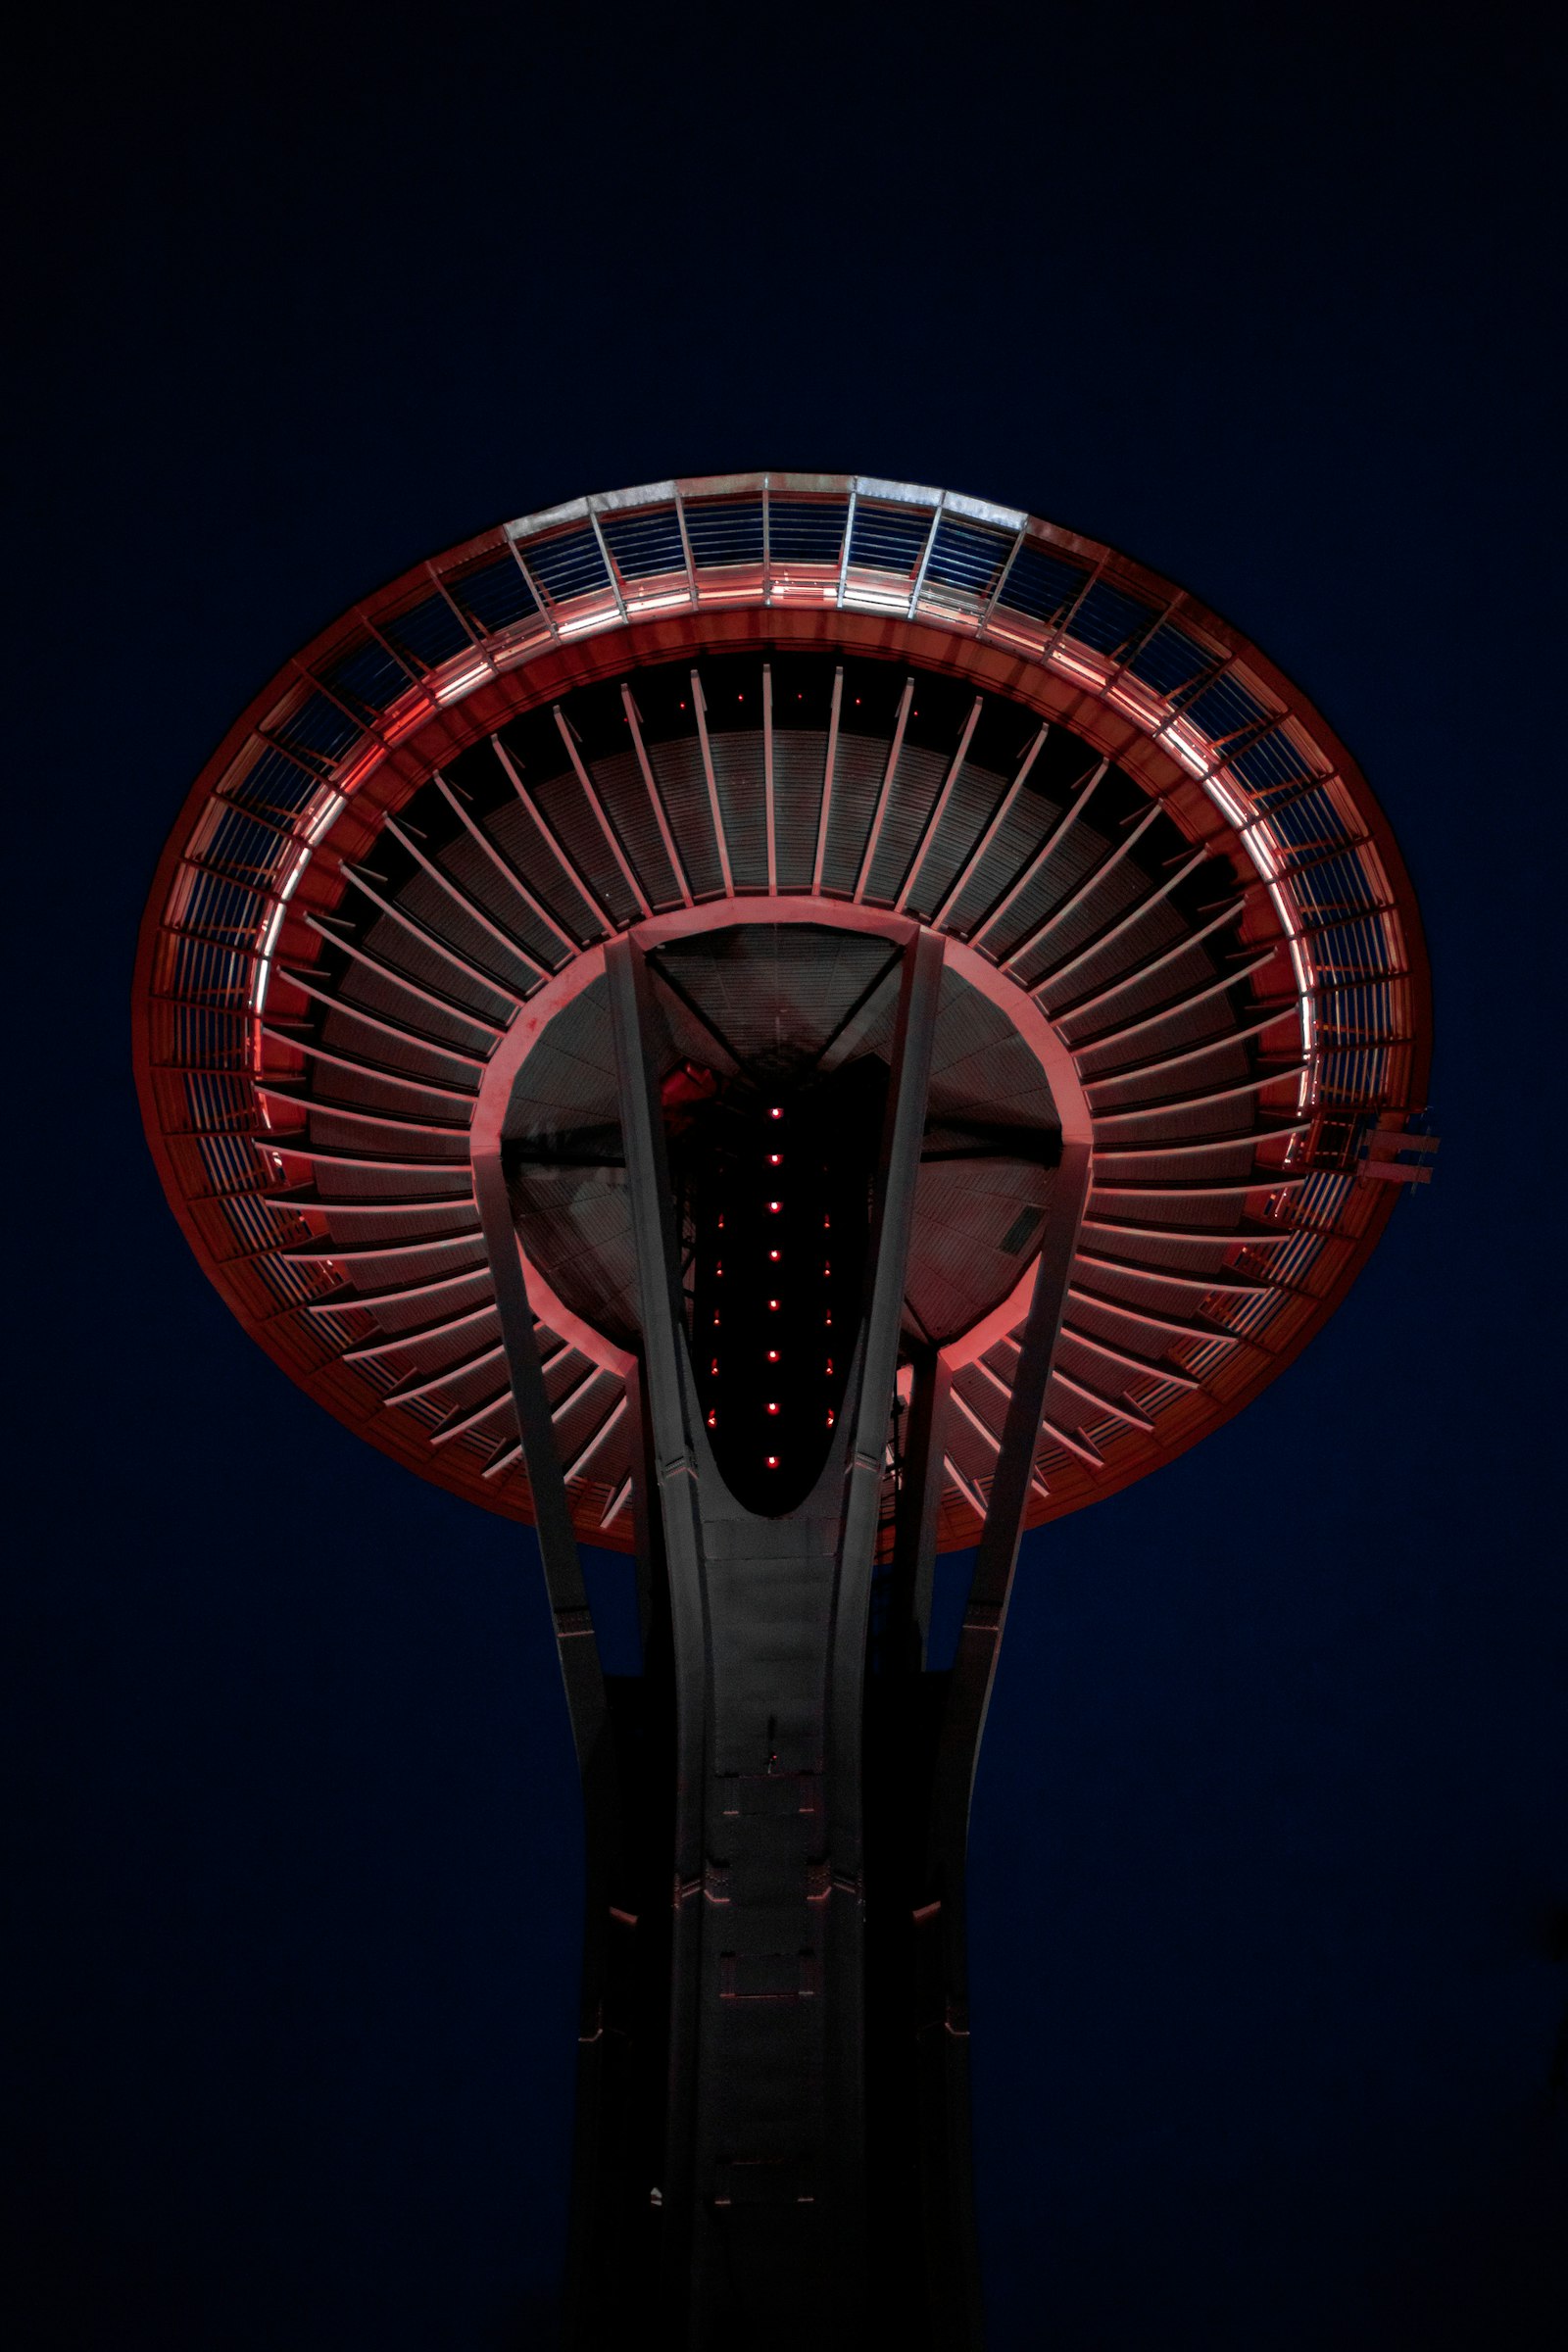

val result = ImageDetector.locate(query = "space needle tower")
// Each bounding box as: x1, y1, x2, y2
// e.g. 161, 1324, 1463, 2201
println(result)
135, 472, 1432, 2347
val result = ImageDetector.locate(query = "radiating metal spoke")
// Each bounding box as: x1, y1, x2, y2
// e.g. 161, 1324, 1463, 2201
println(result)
258, 1082, 468, 1139
382, 813, 553, 980
971, 756, 1110, 947
431, 772, 578, 956
337, 862, 526, 1008
338, 1298, 498, 1362
1091, 1067, 1306, 1128
1073, 1248, 1275, 1300
280, 963, 492, 1067
284, 1228, 482, 1266
690, 669, 735, 896
895, 695, 983, 912
929, 723, 1048, 930
1033, 844, 1209, 1002
1053, 902, 1250, 1032
300, 915, 507, 1040
1002, 800, 1164, 972
261, 1026, 477, 1107
306, 1261, 492, 1317
491, 734, 612, 936
1050, 1363, 1155, 1434
853, 677, 913, 900
620, 685, 694, 906
1059, 1321, 1201, 1392
1085, 1005, 1295, 1092
564, 1392, 628, 1484
810, 664, 845, 894
1094, 1121, 1309, 1159
553, 709, 652, 918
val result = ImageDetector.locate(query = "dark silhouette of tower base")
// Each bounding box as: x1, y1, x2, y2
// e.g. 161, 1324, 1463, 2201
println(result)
479, 930, 1090, 2347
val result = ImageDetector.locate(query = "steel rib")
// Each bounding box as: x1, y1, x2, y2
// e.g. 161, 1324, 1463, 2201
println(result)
620, 685, 695, 906
928, 722, 1049, 929
971, 756, 1110, 947
300, 916, 507, 1039
382, 813, 554, 980
552, 706, 649, 917
1032, 842, 1208, 1000
490, 734, 612, 935
261, 1027, 477, 1107
279, 964, 491, 1066
853, 676, 914, 901
337, 863, 527, 1007
431, 771, 579, 956
690, 670, 735, 896
1002, 800, 1164, 972
895, 695, 984, 912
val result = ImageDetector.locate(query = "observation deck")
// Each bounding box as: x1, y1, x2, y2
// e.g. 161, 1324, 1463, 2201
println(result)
136, 472, 1433, 1561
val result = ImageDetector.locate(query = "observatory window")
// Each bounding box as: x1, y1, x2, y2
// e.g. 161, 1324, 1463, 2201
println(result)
848, 503, 929, 577
1183, 671, 1271, 744
524, 526, 611, 604
684, 499, 765, 567
600, 506, 687, 579
1067, 580, 1159, 659
767, 498, 849, 566
320, 635, 414, 717
383, 592, 473, 672
996, 542, 1089, 626
924, 516, 1015, 601
446, 555, 540, 636
271, 688, 362, 764
1123, 621, 1212, 698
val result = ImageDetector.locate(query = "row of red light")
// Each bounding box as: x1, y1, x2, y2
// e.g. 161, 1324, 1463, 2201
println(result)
702, 1104, 839, 1465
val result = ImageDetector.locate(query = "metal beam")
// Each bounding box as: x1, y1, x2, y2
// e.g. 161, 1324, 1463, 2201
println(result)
689, 668, 735, 897
473, 1148, 622, 2350
916, 1136, 1091, 2351
432, 770, 579, 957
895, 694, 984, 914
603, 933, 710, 2299
928, 721, 1049, 929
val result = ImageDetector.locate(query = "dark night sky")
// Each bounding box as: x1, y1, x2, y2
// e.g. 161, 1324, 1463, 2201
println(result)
8, 5, 1565, 2345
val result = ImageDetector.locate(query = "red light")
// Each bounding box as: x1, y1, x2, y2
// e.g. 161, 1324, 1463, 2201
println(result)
826, 1411, 835, 1427
825, 1359, 833, 1374
707, 1410, 716, 1427
768, 1152, 781, 1165
767, 1348, 779, 1362
711, 1311, 720, 1327
767, 1401, 780, 1415
766, 1454, 779, 1468
715, 1262, 723, 1277
822, 1214, 831, 1229
822, 1261, 831, 1276
769, 1106, 782, 1120
768, 1298, 780, 1311
717, 1214, 725, 1229
825, 1311, 832, 1325
769, 1249, 781, 1261
768, 1200, 781, 1213
710, 1357, 719, 1374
